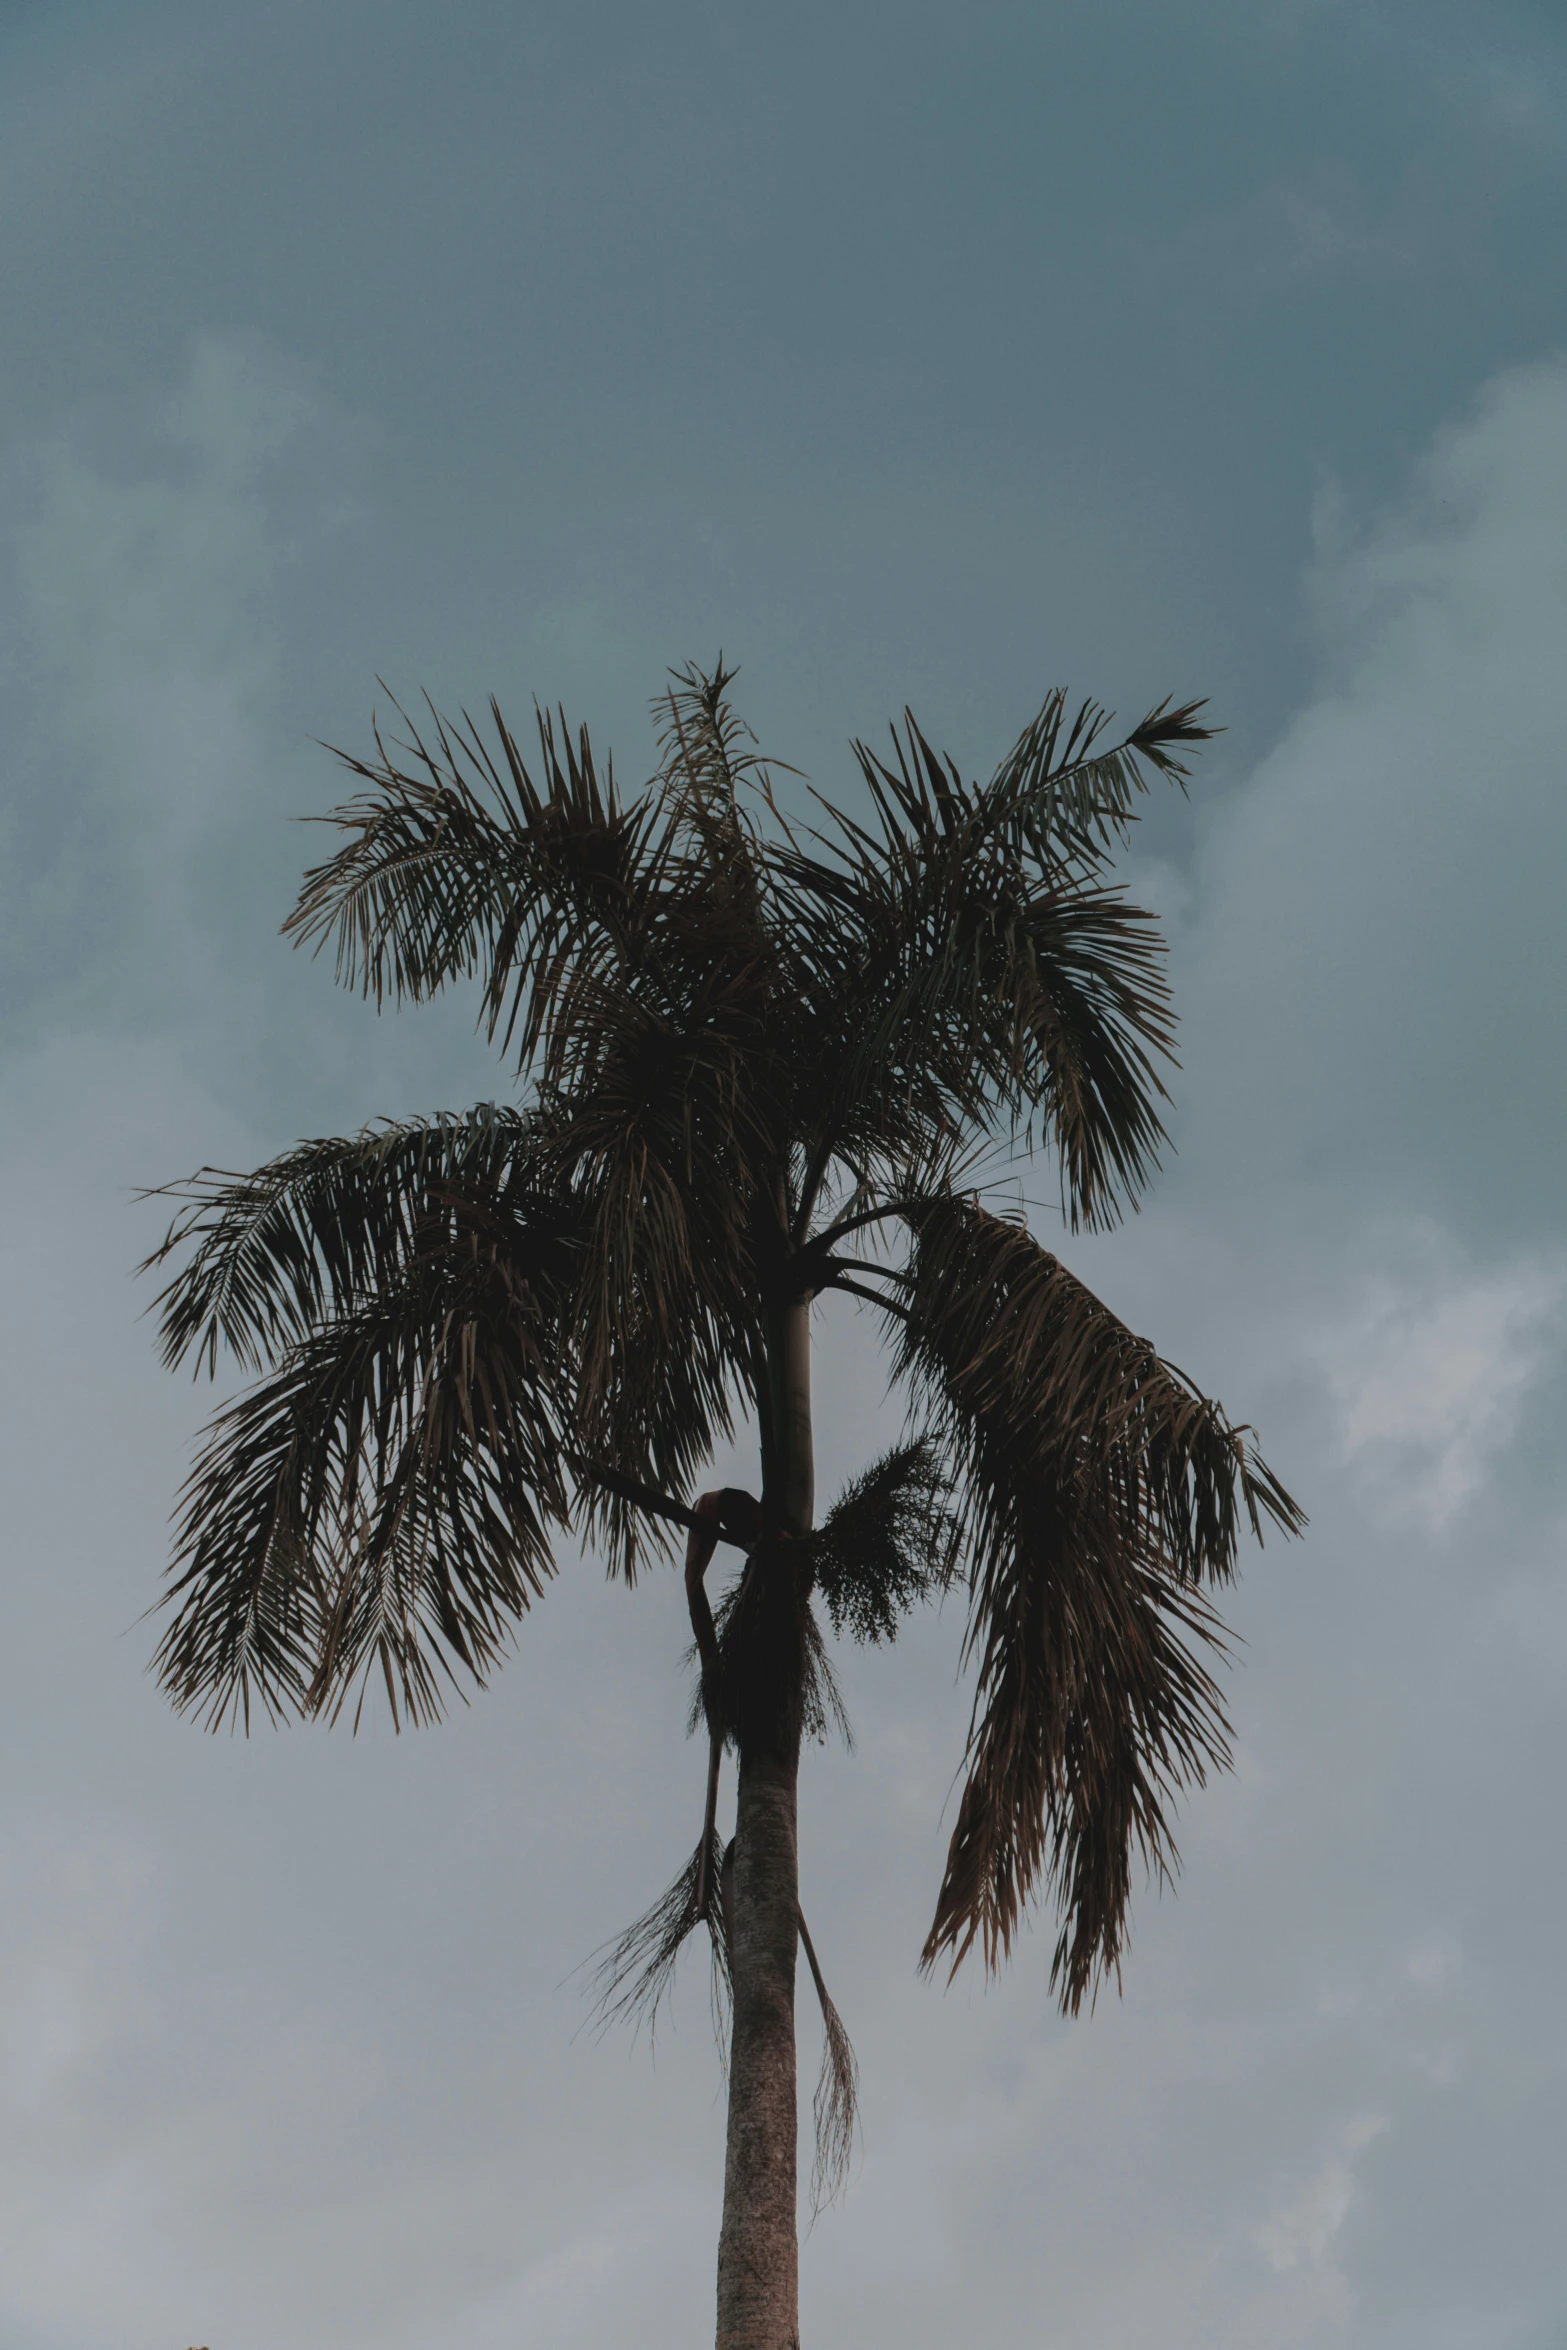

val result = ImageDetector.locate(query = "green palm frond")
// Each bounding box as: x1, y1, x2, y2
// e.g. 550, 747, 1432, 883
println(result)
654, 656, 796, 848
141, 1104, 575, 1378
530, 973, 777, 1578
768, 703, 1195, 1232
792, 857, 1175, 1229
889, 1194, 1302, 2008
287, 694, 681, 1073
985, 691, 1213, 868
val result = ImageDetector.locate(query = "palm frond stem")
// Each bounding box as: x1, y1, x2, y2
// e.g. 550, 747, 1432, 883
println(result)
829, 1275, 909, 1317
567, 1457, 751, 1548
813, 1199, 922, 1249
826, 1256, 914, 1284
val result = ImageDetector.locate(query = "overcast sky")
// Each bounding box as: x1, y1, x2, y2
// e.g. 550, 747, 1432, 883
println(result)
3, 4, 1566, 2345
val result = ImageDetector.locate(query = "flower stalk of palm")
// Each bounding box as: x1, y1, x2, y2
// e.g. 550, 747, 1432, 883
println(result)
142, 661, 1302, 2350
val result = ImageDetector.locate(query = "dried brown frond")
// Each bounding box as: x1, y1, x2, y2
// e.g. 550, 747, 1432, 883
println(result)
589, 1830, 731, 2048
798, 1907, 859, 2216
895, 1194, 1302, 2009
687, 1567, 852, 1753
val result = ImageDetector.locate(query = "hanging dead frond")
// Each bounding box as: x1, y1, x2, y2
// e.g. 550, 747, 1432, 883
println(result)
589, 1829, 731, 2047
798, 1907, 859, 2215
687, 1566, 852, 1753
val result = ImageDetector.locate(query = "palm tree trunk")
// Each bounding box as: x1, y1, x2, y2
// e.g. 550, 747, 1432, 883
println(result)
763, 1293, 815, 1540
717, 1749, 801, 2349
715, 1296, 814, 2350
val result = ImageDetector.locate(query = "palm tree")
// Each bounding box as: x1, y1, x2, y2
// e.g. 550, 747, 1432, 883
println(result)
142, 660, 1301, 2350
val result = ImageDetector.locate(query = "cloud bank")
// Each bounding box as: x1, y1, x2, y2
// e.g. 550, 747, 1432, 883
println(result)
1, 331, 1565, 2350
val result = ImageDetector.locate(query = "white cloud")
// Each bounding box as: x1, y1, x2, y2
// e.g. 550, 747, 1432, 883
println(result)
1258, 2114, 1389, 2274
1403, 1938, 1460, 1994
1180, 356, 1567, 1237
1310, 1230, 1566, 1528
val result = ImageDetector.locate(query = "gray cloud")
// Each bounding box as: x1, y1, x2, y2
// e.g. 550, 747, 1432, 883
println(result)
1177, 357, 1567, 1241
2, 7, 1567, 2346
0, 349, 1562, 2350
1, 334, 346, 1044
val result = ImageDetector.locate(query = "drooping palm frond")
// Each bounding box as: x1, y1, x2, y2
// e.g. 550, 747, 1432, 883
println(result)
590, 1828, 732, 2047
798, 1907, 858, 2215
887, 1194, 1302, 2009
936, 1531, 1235, 2014
902, 1197, 1301, 1580
689, 1564, 852, 1753
154, 1232, 571, 1732
809, 1441, 961, 1645
141, 1105, 575, 1378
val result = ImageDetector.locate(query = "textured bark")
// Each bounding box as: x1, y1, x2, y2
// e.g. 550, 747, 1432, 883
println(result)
715, 1294, 814, 2350
716, 1754, 801, 2350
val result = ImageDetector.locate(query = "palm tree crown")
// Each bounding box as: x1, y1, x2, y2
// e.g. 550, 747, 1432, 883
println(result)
143, 660, 1301, 2335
